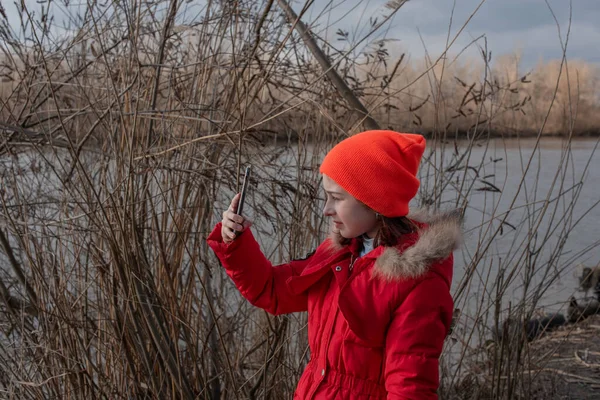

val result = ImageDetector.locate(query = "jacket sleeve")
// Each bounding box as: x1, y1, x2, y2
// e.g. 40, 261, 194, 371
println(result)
383, 268, 453, 399
206, 222, 312, 315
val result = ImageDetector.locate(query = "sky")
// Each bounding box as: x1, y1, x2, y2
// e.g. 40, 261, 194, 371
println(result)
305, 0, 599, 69
4, 0, 599, 70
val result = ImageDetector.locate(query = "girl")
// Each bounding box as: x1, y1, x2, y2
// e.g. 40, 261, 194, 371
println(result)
207, 130, 461, 399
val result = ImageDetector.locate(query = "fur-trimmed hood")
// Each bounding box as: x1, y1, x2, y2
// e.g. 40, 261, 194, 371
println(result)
329, 209, 463, 282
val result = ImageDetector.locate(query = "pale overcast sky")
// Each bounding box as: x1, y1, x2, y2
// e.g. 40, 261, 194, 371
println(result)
306, 0, 599, 69
4, 0, 599, 69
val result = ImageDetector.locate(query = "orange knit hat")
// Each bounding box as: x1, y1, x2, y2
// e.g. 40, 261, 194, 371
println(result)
319, 130, 425, 217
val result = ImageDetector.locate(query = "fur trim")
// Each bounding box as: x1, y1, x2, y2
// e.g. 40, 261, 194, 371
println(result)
373, 209, 463, 281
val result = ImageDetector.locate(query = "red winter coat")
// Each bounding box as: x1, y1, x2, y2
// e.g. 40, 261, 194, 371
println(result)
207, 211, 460, 399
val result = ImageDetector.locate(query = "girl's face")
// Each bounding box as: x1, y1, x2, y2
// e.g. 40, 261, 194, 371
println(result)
322, 174, 380, 239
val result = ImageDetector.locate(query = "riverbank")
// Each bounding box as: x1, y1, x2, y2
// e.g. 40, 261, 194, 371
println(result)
523, 314, 600, 399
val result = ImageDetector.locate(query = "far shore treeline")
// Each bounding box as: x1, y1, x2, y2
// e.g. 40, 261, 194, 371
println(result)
1, 49, 599, 145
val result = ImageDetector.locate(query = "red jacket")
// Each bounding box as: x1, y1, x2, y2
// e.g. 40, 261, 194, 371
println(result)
207, 212, 460, 399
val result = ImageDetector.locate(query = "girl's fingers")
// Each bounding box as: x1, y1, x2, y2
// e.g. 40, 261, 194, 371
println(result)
222, 224, 236, 242
222, 213, 244, 230
226, 220, 244, 232
223, 209, 244, 224
231, 213, 245, 224
229, 193, 241, 213
222, 193, 250, 242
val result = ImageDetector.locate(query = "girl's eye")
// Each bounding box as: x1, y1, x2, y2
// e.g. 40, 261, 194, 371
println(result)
326, 192, 341, 201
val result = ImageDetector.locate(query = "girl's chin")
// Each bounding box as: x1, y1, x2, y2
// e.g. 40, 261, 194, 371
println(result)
332, 226, 347, 237
333, 228, 353, 239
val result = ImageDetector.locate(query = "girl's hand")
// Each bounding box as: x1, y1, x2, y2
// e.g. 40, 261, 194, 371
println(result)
221, 193, 253, 243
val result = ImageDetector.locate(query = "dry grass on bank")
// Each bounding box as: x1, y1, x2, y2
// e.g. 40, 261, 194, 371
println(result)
529, 314, 600, 399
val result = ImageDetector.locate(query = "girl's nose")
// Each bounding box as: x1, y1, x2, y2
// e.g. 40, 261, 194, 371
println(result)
323, 201, 334, 216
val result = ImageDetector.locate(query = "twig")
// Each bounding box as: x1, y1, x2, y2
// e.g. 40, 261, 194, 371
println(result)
574, 350, 600, 368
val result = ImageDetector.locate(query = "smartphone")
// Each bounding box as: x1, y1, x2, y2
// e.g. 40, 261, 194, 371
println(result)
236, 165, 251, 216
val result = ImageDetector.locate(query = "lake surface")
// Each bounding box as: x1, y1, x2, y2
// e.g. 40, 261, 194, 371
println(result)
424, 138, 600, 319
2, 137, 599, 323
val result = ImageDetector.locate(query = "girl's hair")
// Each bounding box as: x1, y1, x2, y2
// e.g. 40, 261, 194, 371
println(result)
374, 215, 417, 247
335, 206, 417, 247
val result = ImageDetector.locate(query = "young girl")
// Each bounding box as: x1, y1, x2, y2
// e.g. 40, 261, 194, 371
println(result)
207, 130, 461, 399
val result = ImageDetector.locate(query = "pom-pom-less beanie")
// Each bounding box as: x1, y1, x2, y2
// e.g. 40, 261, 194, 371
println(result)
319, 130, 426, 217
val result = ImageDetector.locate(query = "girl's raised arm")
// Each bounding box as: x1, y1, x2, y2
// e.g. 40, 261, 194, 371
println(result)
207, 194, 315, 315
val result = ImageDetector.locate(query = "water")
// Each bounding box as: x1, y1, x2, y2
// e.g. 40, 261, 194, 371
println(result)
445, 138, 600, 315
2, 138, 600, 328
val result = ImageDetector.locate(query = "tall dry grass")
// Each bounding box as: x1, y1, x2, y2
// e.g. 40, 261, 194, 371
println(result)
0, 0, 599, 399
